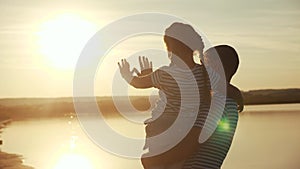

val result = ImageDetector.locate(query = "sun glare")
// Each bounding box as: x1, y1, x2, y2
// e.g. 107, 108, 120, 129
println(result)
54, 153, 94, 169
37, 14, 97, 69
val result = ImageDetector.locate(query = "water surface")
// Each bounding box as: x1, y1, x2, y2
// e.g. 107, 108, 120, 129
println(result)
2, 104, 300, 169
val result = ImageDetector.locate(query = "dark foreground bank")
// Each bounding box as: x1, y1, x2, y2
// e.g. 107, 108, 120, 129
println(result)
0, 120, 34, 169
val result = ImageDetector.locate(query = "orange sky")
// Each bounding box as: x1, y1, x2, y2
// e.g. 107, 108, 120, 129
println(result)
0, 0, 299, 97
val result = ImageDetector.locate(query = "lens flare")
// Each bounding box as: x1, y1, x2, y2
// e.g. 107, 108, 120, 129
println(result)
218, 117, 230, 131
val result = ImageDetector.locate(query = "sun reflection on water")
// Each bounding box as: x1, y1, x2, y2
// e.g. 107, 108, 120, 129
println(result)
53, 112, 94, 169
53, 153, 93, 169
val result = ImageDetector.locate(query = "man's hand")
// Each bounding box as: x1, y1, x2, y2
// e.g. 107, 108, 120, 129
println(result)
138, 56, 153, 76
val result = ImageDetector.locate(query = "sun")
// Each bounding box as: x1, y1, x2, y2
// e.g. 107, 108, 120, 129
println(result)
37, 14, 97, 69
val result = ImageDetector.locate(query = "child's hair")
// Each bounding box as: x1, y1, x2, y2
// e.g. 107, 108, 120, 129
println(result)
164, 22, 204, 59
163, 22, 212, 106
204, 45, 244, 112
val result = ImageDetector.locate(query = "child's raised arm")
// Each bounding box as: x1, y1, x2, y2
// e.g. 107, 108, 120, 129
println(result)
118, 58, 153, 89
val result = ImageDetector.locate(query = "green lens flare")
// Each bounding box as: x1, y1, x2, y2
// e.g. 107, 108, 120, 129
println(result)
218, 117, 230, 131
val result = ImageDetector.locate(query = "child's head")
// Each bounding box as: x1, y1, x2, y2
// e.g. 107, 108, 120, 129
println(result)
204, 45, 239, 83
164, 22, 204, 60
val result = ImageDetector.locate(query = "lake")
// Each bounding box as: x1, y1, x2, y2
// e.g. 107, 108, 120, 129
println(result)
1, 104, 300, 169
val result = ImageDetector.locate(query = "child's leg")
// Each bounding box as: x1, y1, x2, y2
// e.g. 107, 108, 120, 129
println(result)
164, 160, 185, 169
149, 166, 165, 169
142, 163, 183, 169
141, 157, 165, 169
141, 154, 184, 169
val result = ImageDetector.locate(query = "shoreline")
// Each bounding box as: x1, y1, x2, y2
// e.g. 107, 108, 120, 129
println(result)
0, 120, 34, 169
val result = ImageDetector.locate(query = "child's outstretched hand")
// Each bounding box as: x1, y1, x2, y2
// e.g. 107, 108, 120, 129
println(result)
118, 59, 133, 83
138, 56, 153, 76
118, 57, 153, 89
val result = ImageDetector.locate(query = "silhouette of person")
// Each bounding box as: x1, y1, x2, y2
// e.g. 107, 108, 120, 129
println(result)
118, 23, 243, 168
119, 22, 211, 168
181, 45, 243, 168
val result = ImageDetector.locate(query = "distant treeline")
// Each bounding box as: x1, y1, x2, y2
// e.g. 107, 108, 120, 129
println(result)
0, 97, 151, 120
242, 88, 300, 105
0, 89, 299, 120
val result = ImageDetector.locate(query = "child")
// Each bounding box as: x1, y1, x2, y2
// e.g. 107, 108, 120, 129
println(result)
118, 22, 211, 168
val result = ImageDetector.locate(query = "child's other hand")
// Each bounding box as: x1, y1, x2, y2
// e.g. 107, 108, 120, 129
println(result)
118, 59, 133, 83
138, 56, 153, 76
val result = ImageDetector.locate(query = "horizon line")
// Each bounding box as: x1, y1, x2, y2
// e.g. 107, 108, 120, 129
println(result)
0, 88, 299, 100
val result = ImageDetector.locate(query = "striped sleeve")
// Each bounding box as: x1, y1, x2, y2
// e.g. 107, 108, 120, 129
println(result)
150, 69, 162, 88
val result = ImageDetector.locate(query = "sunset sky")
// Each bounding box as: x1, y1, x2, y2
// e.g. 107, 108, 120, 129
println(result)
0, 0, 299, 98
